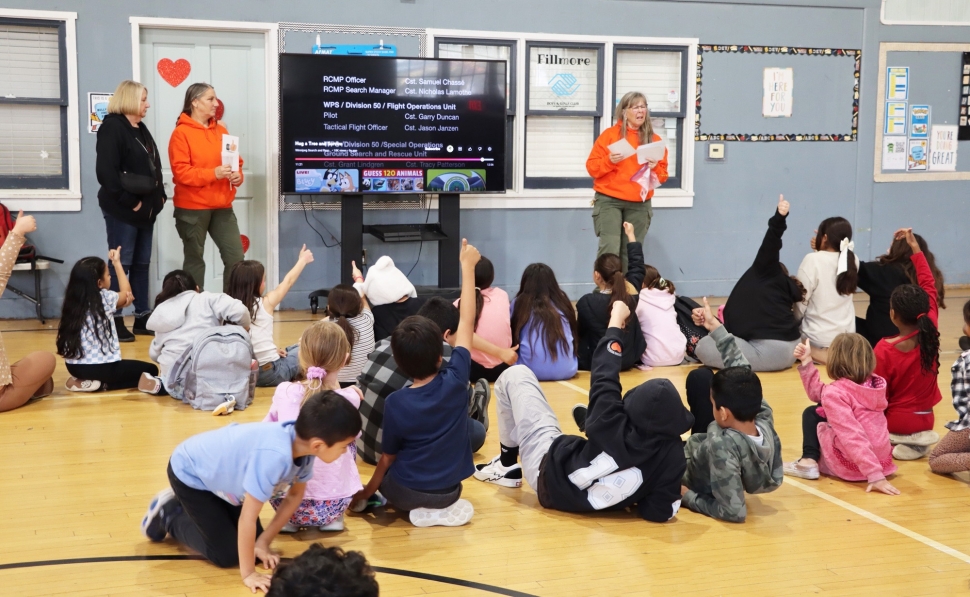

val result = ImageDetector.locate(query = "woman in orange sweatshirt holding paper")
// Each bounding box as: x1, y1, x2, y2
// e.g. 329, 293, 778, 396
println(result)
586, 91, 668, 271
169, 83, 244, 292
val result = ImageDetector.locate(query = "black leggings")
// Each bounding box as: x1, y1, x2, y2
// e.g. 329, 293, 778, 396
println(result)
686, 366, 716, 435
66, 360, 158, 391
167, 462, 264, 568
801, 405, 827, 462
469, 361, 510, 384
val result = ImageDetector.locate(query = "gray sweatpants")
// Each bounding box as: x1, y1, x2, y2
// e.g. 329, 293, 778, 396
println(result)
694, 335, 799, 372
494, 365, 563, 491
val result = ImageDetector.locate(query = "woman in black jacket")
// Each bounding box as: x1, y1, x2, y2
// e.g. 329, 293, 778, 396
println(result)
576, 222, 646, 371
96, 80, 166, 339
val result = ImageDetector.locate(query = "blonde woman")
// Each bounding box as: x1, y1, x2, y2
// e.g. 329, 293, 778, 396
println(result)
586, 91, 668, 271
95, 80, 166, 338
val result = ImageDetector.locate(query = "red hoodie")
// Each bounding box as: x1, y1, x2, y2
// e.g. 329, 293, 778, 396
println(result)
168, 113, 244, 210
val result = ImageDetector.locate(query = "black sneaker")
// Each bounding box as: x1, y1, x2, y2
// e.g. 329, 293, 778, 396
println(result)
141, 488, 180, 542
960, 336, 970, 352
470, 379, 491, 431
572, 403, 588, 433
115, 316, 135, 343
133, 313, 154, 336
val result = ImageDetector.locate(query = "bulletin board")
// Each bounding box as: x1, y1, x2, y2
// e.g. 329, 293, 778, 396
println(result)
695, 44, 860, 142
874, 42, 970, 182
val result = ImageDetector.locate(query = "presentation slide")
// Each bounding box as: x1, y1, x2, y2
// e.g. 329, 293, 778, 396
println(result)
281, 54, 507, 194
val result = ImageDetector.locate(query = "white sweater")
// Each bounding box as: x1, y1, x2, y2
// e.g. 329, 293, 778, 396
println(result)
794, 251, 857, 347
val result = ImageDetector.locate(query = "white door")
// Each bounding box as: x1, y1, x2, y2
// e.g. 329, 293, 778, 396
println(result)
139, 28, 267, 294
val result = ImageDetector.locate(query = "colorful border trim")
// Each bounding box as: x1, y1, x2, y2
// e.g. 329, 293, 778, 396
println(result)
695, 45, 861, 142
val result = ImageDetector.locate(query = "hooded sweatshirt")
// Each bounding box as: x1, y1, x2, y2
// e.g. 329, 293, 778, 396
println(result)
798, 362, 896, 483
537, 328, 694, 521
147, 290, 251, 384
168, 113, 244, 210
96, 113, 166, 226
682, 325, 784, 523
586, 123, 668, 202
636, 287, 687, 367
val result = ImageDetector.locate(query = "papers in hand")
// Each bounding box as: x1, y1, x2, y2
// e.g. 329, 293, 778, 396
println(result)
607, 138, 636, 160
636, 140, 666, 165
222, 134, 240, 172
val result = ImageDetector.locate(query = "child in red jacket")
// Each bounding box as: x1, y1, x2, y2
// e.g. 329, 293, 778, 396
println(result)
784, 334, 898, 495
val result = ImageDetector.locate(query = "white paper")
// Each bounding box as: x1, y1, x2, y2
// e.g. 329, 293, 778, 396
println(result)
928, 125, 958, 171
882, 136, 907, 170
763, 68, 793, 117
222, 134, 240, 172
607, 138, 636, 160
636, 140, 666, 165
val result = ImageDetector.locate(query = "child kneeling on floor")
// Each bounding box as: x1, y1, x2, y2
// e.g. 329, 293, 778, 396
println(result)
680, 298, 783, 523
263, 320, 363, 532
784, 335, 899, 495
140, 392, 360, 593
350, 240, 482, 527
476, 300, 693, 522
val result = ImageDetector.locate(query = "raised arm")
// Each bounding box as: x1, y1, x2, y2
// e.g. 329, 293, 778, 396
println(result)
263, 244, 314, 312
896, 228, 938, 325
752, 195, 789, 273
456, 239, 480, 350
623, 222, 646, 290
584, 303, 632, 444
108, 247, 133, 309
691, 297, 749, 368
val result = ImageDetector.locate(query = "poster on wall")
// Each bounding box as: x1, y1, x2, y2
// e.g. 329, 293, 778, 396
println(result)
762, 67, 793, 117
907, 138, 928, 171
909, 105, 930, 139
882, 136, 908, 170
959, 54, 970, 140
87, 92, 112, 133
528, 45, 598, 112
928, 125, 958, 171
884, 102, 907, 135
886, 66, 909, 101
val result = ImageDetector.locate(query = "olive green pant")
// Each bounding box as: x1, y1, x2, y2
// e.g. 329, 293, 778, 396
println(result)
592, 192, 653, 271
173, 207, 244, 292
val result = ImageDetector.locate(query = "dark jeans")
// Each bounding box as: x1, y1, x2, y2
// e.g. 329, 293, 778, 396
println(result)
801, 405, 827, 462
103, 211, 153, 315
470, 361, 510, 383
686, 366, 716, 435
66, 360, 158, 390
167, 462, 264, 568
379, 475, 461, 512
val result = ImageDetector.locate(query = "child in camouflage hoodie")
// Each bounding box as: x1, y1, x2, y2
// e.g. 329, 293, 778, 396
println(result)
680, 298, 784, 523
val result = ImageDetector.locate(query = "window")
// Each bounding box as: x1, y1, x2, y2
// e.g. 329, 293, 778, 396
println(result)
0, 9, 79, 209
436, 39, 516, 188
524, 42, 603, 189
613, 46, 688, 189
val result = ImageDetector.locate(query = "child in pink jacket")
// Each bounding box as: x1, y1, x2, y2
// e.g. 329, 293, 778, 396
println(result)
635, 265, 687, 367
784, 334, 900, 495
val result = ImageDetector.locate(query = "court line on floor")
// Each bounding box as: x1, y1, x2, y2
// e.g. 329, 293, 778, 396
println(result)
0, 555, 538, 596
556, 380, 970, 567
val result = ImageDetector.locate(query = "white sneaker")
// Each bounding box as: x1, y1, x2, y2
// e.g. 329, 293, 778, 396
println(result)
474, 455, 523, 488
280, 523, 299, 533
65, 377, 101, 392
893, 444, 930, 460
212, 396, 236, 416
319, 515, 344, 532
409, 499, 474, 528
138, 372, 162, 395
889, 431, 939, 446
784, 460, 820, 480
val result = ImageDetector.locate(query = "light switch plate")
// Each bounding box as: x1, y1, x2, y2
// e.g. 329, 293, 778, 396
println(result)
708, 143, 725, 160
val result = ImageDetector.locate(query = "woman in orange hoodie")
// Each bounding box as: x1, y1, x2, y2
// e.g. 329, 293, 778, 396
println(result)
169, 83, 245, 292
586, 91, 668, 272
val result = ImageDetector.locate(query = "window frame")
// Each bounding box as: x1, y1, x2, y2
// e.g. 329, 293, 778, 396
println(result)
0, 8, 80, 211
611, 44, 688, 190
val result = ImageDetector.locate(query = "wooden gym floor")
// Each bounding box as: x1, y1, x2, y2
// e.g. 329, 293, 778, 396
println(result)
2, 292, 970, 596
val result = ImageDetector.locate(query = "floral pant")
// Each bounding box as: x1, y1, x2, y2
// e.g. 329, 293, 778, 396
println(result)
269, 495, 353, 528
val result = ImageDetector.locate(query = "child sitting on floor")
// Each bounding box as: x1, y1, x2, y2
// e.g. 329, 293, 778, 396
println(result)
636, 264, 687, 367
476, 300, 693, 522
511, 263, 579, 381
263, 320, 363, 532
680, 297, 783, 523
875, 228, 943, 460
784, 335, 899, 494
454, 255, 514, 382
929, 299, 970, 476
355, 256, 425, 342
327, 263, 374, 387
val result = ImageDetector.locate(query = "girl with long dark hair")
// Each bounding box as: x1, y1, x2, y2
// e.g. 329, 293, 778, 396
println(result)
510, 263, 578, 381
56, 250, 158, 392
327, 263, 374, 387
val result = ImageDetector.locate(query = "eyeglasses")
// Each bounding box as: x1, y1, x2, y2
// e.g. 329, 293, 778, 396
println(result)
628, 104, 648, 111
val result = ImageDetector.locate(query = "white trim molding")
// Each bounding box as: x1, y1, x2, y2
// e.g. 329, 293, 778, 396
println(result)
427, 28, 698, 208
129, 16, 281, 287
0, 8, 81, 211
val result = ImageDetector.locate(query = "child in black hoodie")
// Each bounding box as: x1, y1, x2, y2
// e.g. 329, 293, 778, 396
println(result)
474, 301, 694, 521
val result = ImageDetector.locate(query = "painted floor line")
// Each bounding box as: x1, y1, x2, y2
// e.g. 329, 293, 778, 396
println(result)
556, 378, 970, 566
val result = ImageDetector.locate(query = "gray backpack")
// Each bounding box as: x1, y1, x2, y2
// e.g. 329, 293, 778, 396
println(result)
168, 325, 256, 412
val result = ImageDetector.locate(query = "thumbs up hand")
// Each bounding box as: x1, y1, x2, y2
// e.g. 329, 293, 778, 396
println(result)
793, 338, 813, 366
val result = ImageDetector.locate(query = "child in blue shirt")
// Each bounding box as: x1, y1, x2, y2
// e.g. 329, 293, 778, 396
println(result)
140, 392, 362, 593
352, 239, 483, 527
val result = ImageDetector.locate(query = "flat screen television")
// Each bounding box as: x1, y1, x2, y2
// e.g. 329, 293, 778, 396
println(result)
281, 54, 507, 194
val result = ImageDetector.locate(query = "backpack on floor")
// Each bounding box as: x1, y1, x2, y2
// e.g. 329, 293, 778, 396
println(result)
168, 325, 256, 411
674, 296, 709, 361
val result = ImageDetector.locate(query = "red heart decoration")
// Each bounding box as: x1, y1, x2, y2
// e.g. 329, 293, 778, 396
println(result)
215, 98, 225, 121
241, 234, 250, 254
157, 58, 191, 87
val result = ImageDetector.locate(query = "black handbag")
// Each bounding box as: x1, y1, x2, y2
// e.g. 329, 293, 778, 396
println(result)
119, 171, 157, 195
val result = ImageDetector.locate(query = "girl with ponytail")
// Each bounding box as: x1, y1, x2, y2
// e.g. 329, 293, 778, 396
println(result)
454, 255, 514, 382
263, 320, 363, 532
576, 222, 647, 371
327, 262, 374, 387
874, 228, 943, 461
795, 216, 859, 364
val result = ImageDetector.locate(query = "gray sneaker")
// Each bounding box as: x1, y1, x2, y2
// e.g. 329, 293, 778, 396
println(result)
470, 378, 491, 431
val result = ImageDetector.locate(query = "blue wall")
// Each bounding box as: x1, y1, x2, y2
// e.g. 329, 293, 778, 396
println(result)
2, 0, 968, 317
